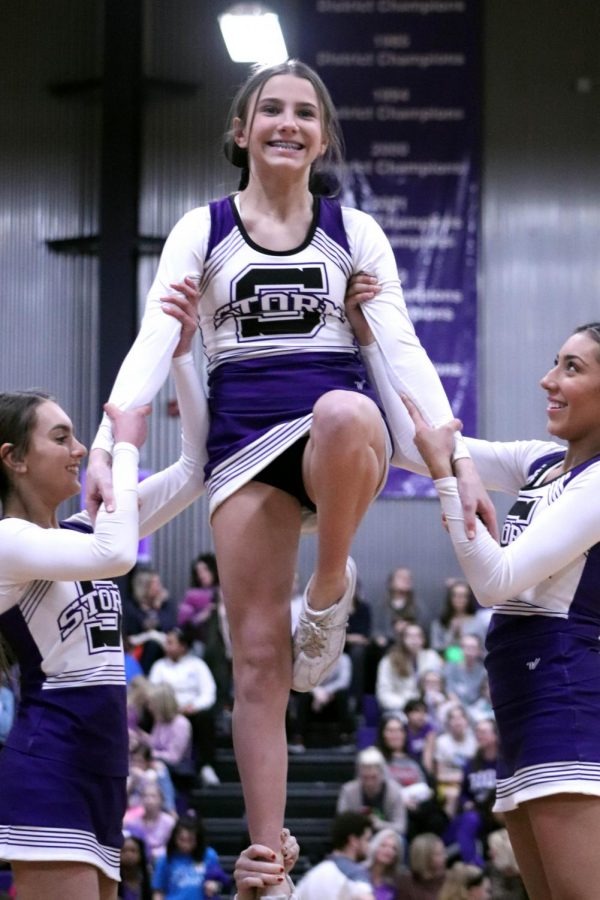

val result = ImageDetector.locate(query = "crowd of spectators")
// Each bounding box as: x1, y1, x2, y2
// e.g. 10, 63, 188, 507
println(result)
0, 555, 528, 898
119, 556, 529, 897
285, 562, 528, 899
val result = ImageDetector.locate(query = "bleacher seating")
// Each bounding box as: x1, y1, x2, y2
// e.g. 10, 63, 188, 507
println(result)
190, 744, 357, 876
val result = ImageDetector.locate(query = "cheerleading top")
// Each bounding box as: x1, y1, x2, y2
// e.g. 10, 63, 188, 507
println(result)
91, 194, 465, 515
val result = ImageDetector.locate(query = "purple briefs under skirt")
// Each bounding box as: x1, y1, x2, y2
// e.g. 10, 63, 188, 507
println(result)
205, 350, 390, 521
487, 613, 600, 812
0, 747, 126, 881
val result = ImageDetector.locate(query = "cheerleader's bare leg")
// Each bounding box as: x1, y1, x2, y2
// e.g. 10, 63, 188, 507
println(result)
11, 861, 117, 900
504, 805, 552, 900
302, 390, 387, 609
212, 482, 302, 897
506, 794, 600, 900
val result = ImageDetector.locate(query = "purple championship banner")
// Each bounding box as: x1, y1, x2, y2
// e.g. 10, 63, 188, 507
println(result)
299, 0, 481, 497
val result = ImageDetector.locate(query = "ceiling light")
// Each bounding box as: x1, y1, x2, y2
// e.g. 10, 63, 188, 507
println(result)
218, 3, 288, 65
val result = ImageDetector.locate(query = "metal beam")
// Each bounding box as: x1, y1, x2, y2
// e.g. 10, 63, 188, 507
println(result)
98, 0, 143, 405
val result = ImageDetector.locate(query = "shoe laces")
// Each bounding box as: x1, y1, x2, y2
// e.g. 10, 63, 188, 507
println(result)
296, 618, 327, 658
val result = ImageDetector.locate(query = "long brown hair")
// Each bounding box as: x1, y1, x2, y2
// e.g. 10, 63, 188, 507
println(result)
0, 391, 52, 677
388, 623, 426, 678
223, 59, 345, 195
0, 390, 52, 505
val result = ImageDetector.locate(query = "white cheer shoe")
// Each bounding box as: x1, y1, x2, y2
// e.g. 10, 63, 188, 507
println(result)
291, 557, 357, 692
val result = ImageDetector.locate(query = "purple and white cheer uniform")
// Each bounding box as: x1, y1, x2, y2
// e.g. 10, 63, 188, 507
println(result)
435, 440, 600, 812
93, 193, 460, 521
0, 354, 204, 880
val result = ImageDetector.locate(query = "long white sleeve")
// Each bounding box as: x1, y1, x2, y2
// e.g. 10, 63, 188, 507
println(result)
357, 340, 563, 496
343, 208, 469, 461
92, 207, 210, 454
137, 351, 207, 537
360, 339, 426, 470
0, 443, 140, 585
435, 465, 600, 607
459, 437, 564, 494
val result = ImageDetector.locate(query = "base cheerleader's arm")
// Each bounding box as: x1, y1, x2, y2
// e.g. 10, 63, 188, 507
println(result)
403, 393, 600, 606
342, 251, 497, 539
137, 349, 208, 537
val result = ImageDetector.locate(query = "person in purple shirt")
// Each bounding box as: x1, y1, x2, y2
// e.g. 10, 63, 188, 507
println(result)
365, 828, 404, 900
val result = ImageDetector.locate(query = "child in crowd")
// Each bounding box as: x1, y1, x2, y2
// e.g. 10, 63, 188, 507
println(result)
127, 743, 176, 815
403, 698, 436, 776
151, 814, 231, 900
418, 669, 453, 732
433, 703, 477, 817
124, 783, 176, 862
118, 833, 152, 900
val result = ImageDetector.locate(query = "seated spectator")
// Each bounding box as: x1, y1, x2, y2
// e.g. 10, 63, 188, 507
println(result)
180, 553, 234, 723
140, 683, 194, 775
469, 605, 493, 654
404, 698, 436, 775
176, 588, 214, 646
295, 812, 375, 900
433, 704, 477, 818
124, 783, 176, 862
177, 552, 219, 650
118, 832, 152, 900
151, 813, 231, 899
365, 827, 404, 900
395, 832, 448, 899
467, 675, 494, 726
418, 669, 453, 733
124, 635, 145, 684
376, 623, 442, 715
337, 746, 406, 838
200, 589, 233, 725
376, 714, 427, 789
485, 828, 528, 900
367, 566, 418, 695
124, 566, 177, 674
345, 579, 374, 713
378, 566, 419, 643
132, 683, 195, 808
429, 581, 478, 658
376, 714, 447, 841
149, 627, 219, 786
438, 862, 491, 900
127, 675, 153, 734
443, 635, 487, 717
445, 720, 501, 867
127, 742, 176, 815
187, 552, 220, 605
288, 652, 355, 752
